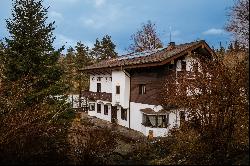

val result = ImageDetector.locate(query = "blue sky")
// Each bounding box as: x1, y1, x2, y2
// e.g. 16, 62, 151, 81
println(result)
0, 0, 235, 55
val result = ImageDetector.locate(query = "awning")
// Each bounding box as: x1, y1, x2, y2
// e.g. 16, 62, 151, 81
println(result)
140, 108, 168, 115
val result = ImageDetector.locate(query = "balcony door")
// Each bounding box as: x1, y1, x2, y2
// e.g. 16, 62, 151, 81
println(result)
97, 83, 101, 92
111, 106, 117, 123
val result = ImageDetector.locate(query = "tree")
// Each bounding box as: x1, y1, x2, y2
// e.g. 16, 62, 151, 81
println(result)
226, 0, 249, 48
1, 0, 65, 105
127, 20, 163, 53
91, 35, 118, 62
100, 35, 118, 60
160, 51, 248, 164
62, 47, 76, 93
75, 42, 93, 108
0, 0, 74, 164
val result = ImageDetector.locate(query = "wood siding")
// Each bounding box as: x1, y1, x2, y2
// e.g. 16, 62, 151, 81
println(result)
130, 65, 173, 105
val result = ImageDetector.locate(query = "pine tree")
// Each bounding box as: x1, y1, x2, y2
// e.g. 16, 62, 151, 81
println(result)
75, 42, 93, 108
91, 35, 118, 62
1, 0, 65, 105
65, 46, 75, 64
62, 47, 76, 93
75, 42, 92, 68
90, 38, 102, 61
100, 35, 118, 60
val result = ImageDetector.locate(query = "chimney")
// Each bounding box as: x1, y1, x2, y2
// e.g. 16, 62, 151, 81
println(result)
167, 42, 175, 51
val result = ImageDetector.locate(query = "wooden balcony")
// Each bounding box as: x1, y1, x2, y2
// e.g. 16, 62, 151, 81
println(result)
81, 90, 112, 102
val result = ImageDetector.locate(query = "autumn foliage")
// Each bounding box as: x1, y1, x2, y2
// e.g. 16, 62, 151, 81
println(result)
159, 50, 249, 164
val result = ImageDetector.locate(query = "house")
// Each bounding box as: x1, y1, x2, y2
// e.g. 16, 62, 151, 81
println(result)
80, 40, 215, 137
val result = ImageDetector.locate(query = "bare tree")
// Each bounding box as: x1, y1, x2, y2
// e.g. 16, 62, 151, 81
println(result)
127, 20, 163, 53
160, 51, 248, 164
226, 0, 249, 48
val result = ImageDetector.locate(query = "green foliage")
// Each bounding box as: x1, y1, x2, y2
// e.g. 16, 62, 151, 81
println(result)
60, 47, 76, 93
0, 1, 75, 165
75, 42, 92, 68
90, 35, 118, 62
1, 0, 66, 105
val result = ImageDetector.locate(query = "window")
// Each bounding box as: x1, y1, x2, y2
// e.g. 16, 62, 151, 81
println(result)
168, 64, 175, 70
97, 83, 101, 92
97, 104, 101, 113
139, 84, 146, 94
116, 86, 120, 94
121, 108, 127, 121
89, 103, 95, 111
180, 111, 185, 125
110, 77, 112, 81
97, 77, 102, 81
104, 105, 109, 115
193, 63, 198, 72
92, 77, 95, 81
142, 114, 168, 128
181, 60, 186, 71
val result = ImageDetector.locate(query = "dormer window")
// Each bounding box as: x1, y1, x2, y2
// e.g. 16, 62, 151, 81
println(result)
139, 84, 146, 95
110, 77, 112, 81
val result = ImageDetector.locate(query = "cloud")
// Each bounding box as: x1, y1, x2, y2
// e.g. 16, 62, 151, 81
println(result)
172, 30, 181, 36
52, 0, 80, 3
55, 34, 76, 49
93, 0, 106, 8
203, 28, 225, 35
54, 34, 94, 51
49, 11, 64, 23
80, 3, 127, 30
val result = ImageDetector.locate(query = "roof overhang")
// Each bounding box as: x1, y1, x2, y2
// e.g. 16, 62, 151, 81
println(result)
80, 40, 216, 72
140, 108, 169, 115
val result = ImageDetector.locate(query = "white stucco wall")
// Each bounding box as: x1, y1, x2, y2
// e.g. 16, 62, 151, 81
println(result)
86, 101, 184, 137
116, 106, 130, 128
176, 56, 201, 72
142, 126, 170, 137
87, 100, 112, 122
111, 70, 130, 109
89, 74, 112, 93
129, 102, 181, 137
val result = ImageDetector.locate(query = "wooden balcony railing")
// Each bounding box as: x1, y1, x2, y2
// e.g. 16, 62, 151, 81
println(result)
81, 90, 112, 102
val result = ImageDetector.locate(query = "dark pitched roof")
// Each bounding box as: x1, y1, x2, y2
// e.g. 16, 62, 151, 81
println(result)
82, 40, 213, 71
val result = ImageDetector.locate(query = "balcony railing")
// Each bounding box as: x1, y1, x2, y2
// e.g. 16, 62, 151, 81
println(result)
81, 90, 112, 102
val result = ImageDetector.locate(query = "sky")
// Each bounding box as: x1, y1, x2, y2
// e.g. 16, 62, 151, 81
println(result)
0, 0, 235, 55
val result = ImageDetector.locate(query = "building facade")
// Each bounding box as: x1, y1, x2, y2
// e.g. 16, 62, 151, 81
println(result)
81, 40, 214, 137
